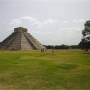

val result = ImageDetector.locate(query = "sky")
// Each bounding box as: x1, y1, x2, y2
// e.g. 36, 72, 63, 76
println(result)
0, 0, 90, 45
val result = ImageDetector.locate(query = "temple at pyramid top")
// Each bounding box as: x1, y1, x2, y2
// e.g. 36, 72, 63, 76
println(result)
0, 27, 44, 50
14, 27, 27, 32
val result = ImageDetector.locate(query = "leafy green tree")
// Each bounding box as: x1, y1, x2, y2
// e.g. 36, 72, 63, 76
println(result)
80, 21, 90, 51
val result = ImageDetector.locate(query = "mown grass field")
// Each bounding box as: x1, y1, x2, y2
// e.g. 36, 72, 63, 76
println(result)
0, 49, 90, 90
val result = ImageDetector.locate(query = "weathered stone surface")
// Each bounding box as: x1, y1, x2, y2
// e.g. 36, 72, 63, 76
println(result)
0, 27, 44, 50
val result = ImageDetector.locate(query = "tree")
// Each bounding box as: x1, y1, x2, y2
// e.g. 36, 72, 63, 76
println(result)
80, 21, 90, 51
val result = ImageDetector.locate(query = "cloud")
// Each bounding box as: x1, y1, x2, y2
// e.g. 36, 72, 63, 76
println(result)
10, 16, 56, 29
43, 19, 56, 24
63, 19, 85, 24
10, 16, 85, 31
10, 16, 40, 28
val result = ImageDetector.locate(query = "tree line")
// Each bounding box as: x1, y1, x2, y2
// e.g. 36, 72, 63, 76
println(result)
44, 45, 79, 49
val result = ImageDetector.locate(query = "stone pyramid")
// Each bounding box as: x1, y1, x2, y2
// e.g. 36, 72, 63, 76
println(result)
0, 27, 44, 50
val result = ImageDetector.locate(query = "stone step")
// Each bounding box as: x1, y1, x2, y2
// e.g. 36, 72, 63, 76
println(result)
24, 33, 42, 49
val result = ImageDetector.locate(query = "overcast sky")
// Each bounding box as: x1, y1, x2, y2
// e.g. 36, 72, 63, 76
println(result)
0, 0, 90, 45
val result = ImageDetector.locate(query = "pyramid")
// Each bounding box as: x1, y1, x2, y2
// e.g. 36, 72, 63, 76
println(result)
0, 27, 44, 50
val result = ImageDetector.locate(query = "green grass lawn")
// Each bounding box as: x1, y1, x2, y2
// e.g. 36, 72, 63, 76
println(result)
0, 50, 90, 90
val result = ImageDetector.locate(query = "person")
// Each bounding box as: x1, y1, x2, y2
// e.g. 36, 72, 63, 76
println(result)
41, 47, 45, 52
